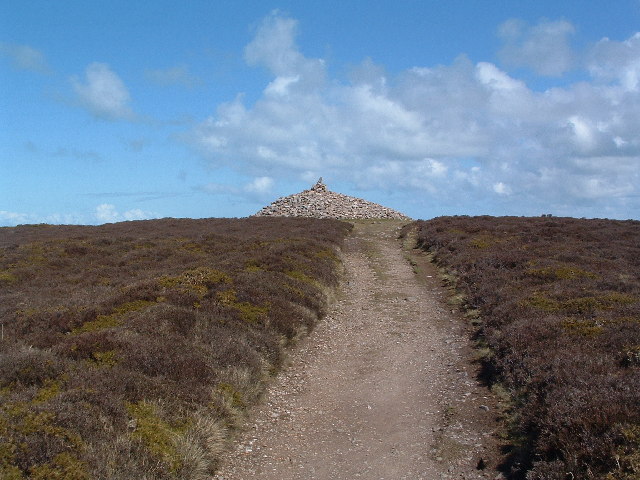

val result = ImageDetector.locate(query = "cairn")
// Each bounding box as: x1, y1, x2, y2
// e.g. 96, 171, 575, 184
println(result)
254, 178, 410, 220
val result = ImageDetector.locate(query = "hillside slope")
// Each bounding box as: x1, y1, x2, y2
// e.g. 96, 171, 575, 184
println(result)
0, 217, 350, 479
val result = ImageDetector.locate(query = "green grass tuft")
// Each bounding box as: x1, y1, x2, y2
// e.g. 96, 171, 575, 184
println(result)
126, 401, 186, 473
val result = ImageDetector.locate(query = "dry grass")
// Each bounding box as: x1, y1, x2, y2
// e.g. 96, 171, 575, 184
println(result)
0, 217, 351, 479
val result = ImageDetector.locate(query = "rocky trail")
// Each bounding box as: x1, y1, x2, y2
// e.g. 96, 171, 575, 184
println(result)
213, 220, 503, 480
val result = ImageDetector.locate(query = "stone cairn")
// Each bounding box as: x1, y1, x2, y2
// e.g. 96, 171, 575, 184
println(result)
253, 178, 411, 220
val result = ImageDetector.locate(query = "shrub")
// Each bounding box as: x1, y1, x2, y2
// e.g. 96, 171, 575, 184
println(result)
0, 217, 350, 478
414, 216, 640, 479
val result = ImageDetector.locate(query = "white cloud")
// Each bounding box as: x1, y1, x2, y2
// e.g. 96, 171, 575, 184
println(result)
476, 62, 526, 92
245, 12, 301, 75
244, 11, 326, 92
122, 209, 148, 221
492, 182, 512, 195
71, 63, 134, 120
588, 33, 640, 91
0, 210, 30, 226
145, 64, 201, 88
567, 115, 597, 152
188, 13, 640, 219
568, 174, 636, 200
95, 204, 120, 223
0, 42, 50, 73
42, 213, 85, 225
95, 204, 155, 223
498, 19, 576, 76
244, 176, 274, 194
0, 210, 85, 227
265, 75, 300, 96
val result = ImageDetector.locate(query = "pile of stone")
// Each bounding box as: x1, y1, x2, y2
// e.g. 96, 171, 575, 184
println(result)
254, 178, 411, 220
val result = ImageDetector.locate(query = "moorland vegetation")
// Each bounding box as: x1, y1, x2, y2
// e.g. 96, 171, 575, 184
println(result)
3, 212, 638, 480
0, 217, 350, 479
412, 216, 640, 479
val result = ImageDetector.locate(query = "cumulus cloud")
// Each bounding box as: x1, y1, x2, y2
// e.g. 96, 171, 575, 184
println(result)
0, 42, 50, 73
244, 11, 326, 93
71, 63, 134, 120
95, 204, 155, 223
189, 13, 640, 219
245, 12, 301, 75
588, 32, 640, 91
498, 19, 576, 76
145, 64, 201, 88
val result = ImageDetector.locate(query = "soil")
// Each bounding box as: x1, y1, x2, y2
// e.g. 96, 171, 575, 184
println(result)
213, 220, 504, 480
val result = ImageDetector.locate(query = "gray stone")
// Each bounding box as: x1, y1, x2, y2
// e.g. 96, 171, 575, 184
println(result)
254, 179, 411, 220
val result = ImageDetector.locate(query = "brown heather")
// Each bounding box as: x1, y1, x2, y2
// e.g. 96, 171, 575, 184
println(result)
3, 211, 639, 480
411, 216, 640, 479
0, 217, 350, 479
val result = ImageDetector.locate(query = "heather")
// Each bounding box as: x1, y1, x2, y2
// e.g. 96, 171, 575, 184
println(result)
413, 216, 640, 479
0, 217, 350, 479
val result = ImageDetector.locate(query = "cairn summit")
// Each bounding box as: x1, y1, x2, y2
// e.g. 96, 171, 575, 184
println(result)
253, 178, 410, 220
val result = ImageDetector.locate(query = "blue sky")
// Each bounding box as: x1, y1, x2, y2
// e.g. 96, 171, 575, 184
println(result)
2, 0, 640, 225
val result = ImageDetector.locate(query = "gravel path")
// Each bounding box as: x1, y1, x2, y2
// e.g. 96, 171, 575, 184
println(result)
214, 221, 502, 480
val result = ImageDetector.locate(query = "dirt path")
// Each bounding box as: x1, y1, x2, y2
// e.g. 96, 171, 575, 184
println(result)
213, 221, 502, 480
